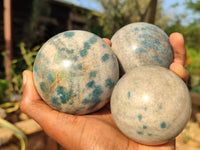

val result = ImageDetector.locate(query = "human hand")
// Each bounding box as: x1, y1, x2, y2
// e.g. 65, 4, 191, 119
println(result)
20, 32, 188, 150
169, 32, 189, 83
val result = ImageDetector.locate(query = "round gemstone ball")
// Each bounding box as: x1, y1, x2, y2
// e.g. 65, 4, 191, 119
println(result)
111, 66, 191, 145
111, 22, 173, 73
33, 30, 119, 115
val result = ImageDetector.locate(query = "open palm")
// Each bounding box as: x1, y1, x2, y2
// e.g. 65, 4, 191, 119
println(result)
20, 33, 188, 150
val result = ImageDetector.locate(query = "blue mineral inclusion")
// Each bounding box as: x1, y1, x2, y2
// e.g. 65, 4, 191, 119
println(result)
90, 71, 97, 77
84, 42, 90, 50
66, 49, 74, 54
141, 41, 153, 49
79, 49, 88, 57
102, 43, 106, 48
133, 27, 139, 32
137, 131, 143, 135
127, 91, 131, 99
79, 36, 98, 58
64, 31, 75, 38
143, 125, 147, 129
33, 65, 38, 72
57, 86, 73, 103
82, 85, 103, 110
160, 122, 166, 129
135, 48, 146, 53
159, 104, 163, 110
153, 55, 163, 64
72, 56, 78, 62
60, 47, 66, 51
77, 64, 82, 70
89, 36, 97, 44
105, 78, 114, 89
40, 82, 46, 93
148, 133, 152, 136
153, 39, 161, 45
47, 71, 55, 83
93, 85, 103, 97
138, 34, 153, 39
79, 42, 91, 57
147, 26, 159, 33
37, 51, 42, 57
52, 97, 61, 105
138, 114, 142, 121
102, 53, 109, 62
87, 80, 95, 88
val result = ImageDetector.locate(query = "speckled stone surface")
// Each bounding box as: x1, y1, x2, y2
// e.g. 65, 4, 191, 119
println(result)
111, 66, 191, 145
111, 22, 173, 73
33, 30, 119, 115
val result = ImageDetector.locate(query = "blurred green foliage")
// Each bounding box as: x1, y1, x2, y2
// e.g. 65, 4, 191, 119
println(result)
1, 0, 46, 100
187, 46, 200, 75
191, 85, 200, 93
9, 43, 39, 95
186, 0, 200, 12
96, 0, 165, 38
0, 43, 40, 101
165, 21, 200, 51
164, 1, 200, 78
0, 79, 9, 103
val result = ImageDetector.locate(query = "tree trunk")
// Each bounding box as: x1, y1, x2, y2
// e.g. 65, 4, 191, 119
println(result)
3, 0, 13, 81
148, 0, 157, 24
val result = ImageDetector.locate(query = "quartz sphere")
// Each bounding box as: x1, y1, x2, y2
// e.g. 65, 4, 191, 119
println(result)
33, 30, 119, 115
111, 66, 191, 145
111, 22, 173, 73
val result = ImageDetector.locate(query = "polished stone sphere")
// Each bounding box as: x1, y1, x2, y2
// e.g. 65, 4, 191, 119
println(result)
111, 66, 191, 145
33, 30, 119, 115
111, 22, 173, 73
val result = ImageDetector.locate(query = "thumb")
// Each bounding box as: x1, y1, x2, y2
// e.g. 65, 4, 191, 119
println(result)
20, 70, 85, 149
169, 63, 189, 84
20, 70, 53, 119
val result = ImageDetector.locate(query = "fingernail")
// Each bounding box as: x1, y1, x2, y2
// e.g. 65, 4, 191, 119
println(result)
23, 72, 27, 85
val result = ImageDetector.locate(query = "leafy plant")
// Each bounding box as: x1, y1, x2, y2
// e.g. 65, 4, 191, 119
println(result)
0, 118, 27, 150
96, 0, 165, 38
0, 102, 19, 113
2, 43, 40, 96
186, 47, 200, 75
191, 85, 200, 93
0, 79, 9, 103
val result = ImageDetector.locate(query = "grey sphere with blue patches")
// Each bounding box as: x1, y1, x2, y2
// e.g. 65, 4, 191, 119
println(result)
111, 22, 173, 73
33, 30, 119, 115
111, 66, 191, 145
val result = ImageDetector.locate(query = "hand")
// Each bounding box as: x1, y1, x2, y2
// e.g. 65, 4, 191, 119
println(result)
169, 33, 189, 83
20, 32, 188, 150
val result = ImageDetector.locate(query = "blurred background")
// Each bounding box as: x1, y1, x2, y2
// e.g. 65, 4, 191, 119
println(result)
0, 0, 200, 150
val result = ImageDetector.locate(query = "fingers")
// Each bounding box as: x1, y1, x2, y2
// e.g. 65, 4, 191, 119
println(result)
169, 32, 186, 66
169, 32, 189, 83
103, 38, 112, 46
170, 63, 189, 83
20, 70, 61, 132
20, 70, 52, 118
20, 70, 89, 149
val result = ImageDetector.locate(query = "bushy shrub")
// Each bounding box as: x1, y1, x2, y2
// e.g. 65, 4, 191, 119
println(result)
186, 47, 200, 75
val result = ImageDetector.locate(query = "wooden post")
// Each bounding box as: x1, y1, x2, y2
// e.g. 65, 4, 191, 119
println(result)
3, 0, 13, 81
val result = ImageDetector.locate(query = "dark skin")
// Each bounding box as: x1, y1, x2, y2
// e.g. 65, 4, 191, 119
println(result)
20, 33, 189, 150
